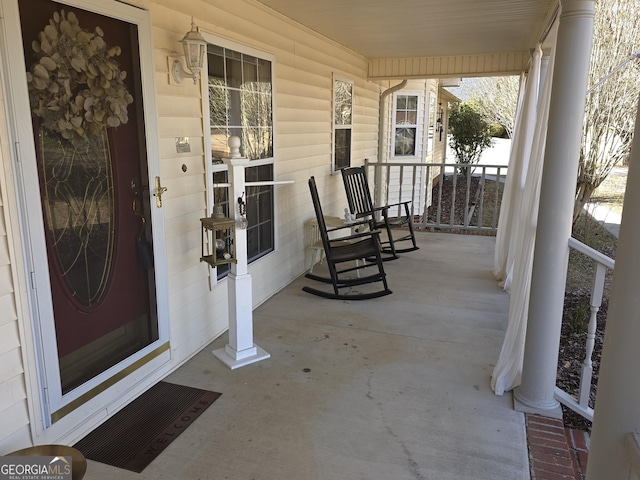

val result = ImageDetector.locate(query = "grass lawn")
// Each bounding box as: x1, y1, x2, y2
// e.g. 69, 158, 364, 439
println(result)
589, 166, 628, 217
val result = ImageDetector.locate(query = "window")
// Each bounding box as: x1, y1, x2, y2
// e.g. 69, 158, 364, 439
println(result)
207, 42, 274, 277
333, 76, 353, 171
393, 94, 419, 157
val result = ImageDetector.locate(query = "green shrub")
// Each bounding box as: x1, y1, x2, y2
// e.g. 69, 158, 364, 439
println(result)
448, 103, 493, 175
489, 124, 506, 138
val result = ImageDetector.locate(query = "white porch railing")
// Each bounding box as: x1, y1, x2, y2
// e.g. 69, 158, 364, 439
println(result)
554, 236, 615, 422
364, 160, 508, 233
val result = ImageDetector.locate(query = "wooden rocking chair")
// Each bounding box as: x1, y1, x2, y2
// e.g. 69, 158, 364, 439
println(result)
341, 166, 419, 260
302, 177, 392, 300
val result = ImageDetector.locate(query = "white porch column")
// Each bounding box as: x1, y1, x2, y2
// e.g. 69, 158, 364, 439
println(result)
213, 137, 270, 369
586, 97, 640, 479
513, 0, 595, 416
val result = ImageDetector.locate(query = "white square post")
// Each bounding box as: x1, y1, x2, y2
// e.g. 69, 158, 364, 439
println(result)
212, 137, 270, 369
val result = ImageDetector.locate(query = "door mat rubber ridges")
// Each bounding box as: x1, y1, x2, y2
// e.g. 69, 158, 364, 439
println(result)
73, 381, 221, 472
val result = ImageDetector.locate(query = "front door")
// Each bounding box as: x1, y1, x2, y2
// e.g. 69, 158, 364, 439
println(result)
13, 0, 168, 418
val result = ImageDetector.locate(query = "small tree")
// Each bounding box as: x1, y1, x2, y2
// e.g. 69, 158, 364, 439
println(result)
448, 103, 493, 175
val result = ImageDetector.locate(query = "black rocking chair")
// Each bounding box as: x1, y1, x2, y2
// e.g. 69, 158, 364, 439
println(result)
303, 177, 392, 300
341, 166, 419, 260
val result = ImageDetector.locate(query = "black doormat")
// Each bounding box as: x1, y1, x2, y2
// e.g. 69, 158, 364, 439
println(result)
73, 381, 221, 473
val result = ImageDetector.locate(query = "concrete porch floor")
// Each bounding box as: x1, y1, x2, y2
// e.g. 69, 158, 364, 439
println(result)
85, 232, 530, 480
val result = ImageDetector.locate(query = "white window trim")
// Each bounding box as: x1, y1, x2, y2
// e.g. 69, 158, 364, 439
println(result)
332, 74, 354, 173
391, 91, 422, 159
200, 33, 279, 282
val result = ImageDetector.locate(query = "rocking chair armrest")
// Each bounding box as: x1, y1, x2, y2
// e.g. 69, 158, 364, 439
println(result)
327, 229, 381, 244
354, 205, 388, 218
383, 200, 412, 209
325, 219, 372, 234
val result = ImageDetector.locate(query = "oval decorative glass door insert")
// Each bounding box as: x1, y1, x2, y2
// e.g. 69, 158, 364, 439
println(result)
39, 127, 114, 308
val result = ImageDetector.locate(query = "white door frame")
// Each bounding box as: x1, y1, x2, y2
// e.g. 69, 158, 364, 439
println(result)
0, 0, 170, 435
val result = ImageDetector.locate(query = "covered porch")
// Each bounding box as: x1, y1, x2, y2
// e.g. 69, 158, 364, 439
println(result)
3, 0, 637, 476
85, 232, 532, 479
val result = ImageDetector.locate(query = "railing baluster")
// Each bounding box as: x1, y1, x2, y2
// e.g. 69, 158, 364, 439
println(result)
436, 164, 444, 227
478, 168, 486, 229
410, 165, 418, 219
385, 165, 391, 213
450, 168, 457, 227
492, 167, 501, 229
421, 164, 430, 227
580, 262, 607, 407
464, 167, 472, 227
397, 165, 405, 218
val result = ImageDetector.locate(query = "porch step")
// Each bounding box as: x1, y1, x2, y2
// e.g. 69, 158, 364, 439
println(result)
525, 414, 590, 480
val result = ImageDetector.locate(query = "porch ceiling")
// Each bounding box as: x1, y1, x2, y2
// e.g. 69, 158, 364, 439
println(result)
255, 0, 558, 66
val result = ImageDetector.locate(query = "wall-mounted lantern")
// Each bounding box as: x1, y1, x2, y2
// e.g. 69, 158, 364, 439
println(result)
171, 17, 207, 84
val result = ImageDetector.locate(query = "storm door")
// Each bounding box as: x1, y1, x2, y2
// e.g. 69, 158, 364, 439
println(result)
13, 0, 168, 421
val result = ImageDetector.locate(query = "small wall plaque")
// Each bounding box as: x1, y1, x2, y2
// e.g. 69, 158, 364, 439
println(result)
176, 137, 191, 153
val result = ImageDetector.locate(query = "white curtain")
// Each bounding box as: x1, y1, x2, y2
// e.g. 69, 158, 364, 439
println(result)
491, 40, 557, 396
493, 48, 542, 289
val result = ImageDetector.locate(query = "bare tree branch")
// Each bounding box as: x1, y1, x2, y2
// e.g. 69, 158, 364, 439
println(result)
574, 0, 640, 222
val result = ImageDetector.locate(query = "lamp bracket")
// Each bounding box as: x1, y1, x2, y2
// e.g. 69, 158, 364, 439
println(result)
171, 59, 197, 85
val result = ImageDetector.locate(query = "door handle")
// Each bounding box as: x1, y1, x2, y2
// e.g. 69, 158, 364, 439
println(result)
153, 176, 168, 208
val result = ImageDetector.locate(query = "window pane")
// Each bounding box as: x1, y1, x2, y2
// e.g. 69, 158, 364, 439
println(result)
243, 54, 258, 83
212, 170, 229, 209
241, 91, 262, 127
227, 89, 242, 127
259, 218, 274, 253
395, 128, 416, 156
334, 79, 352, 125
246, 165, 274, 262
258, 58, 271, 83
207, 48, 225, 81
226, 52, 242, 88
211, 127, 230, 161
335, 129, 351, 170
209, 79, 228, 127
395, 111, 407, 124
407, 95, 418, 110
242, 88, 271, 128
